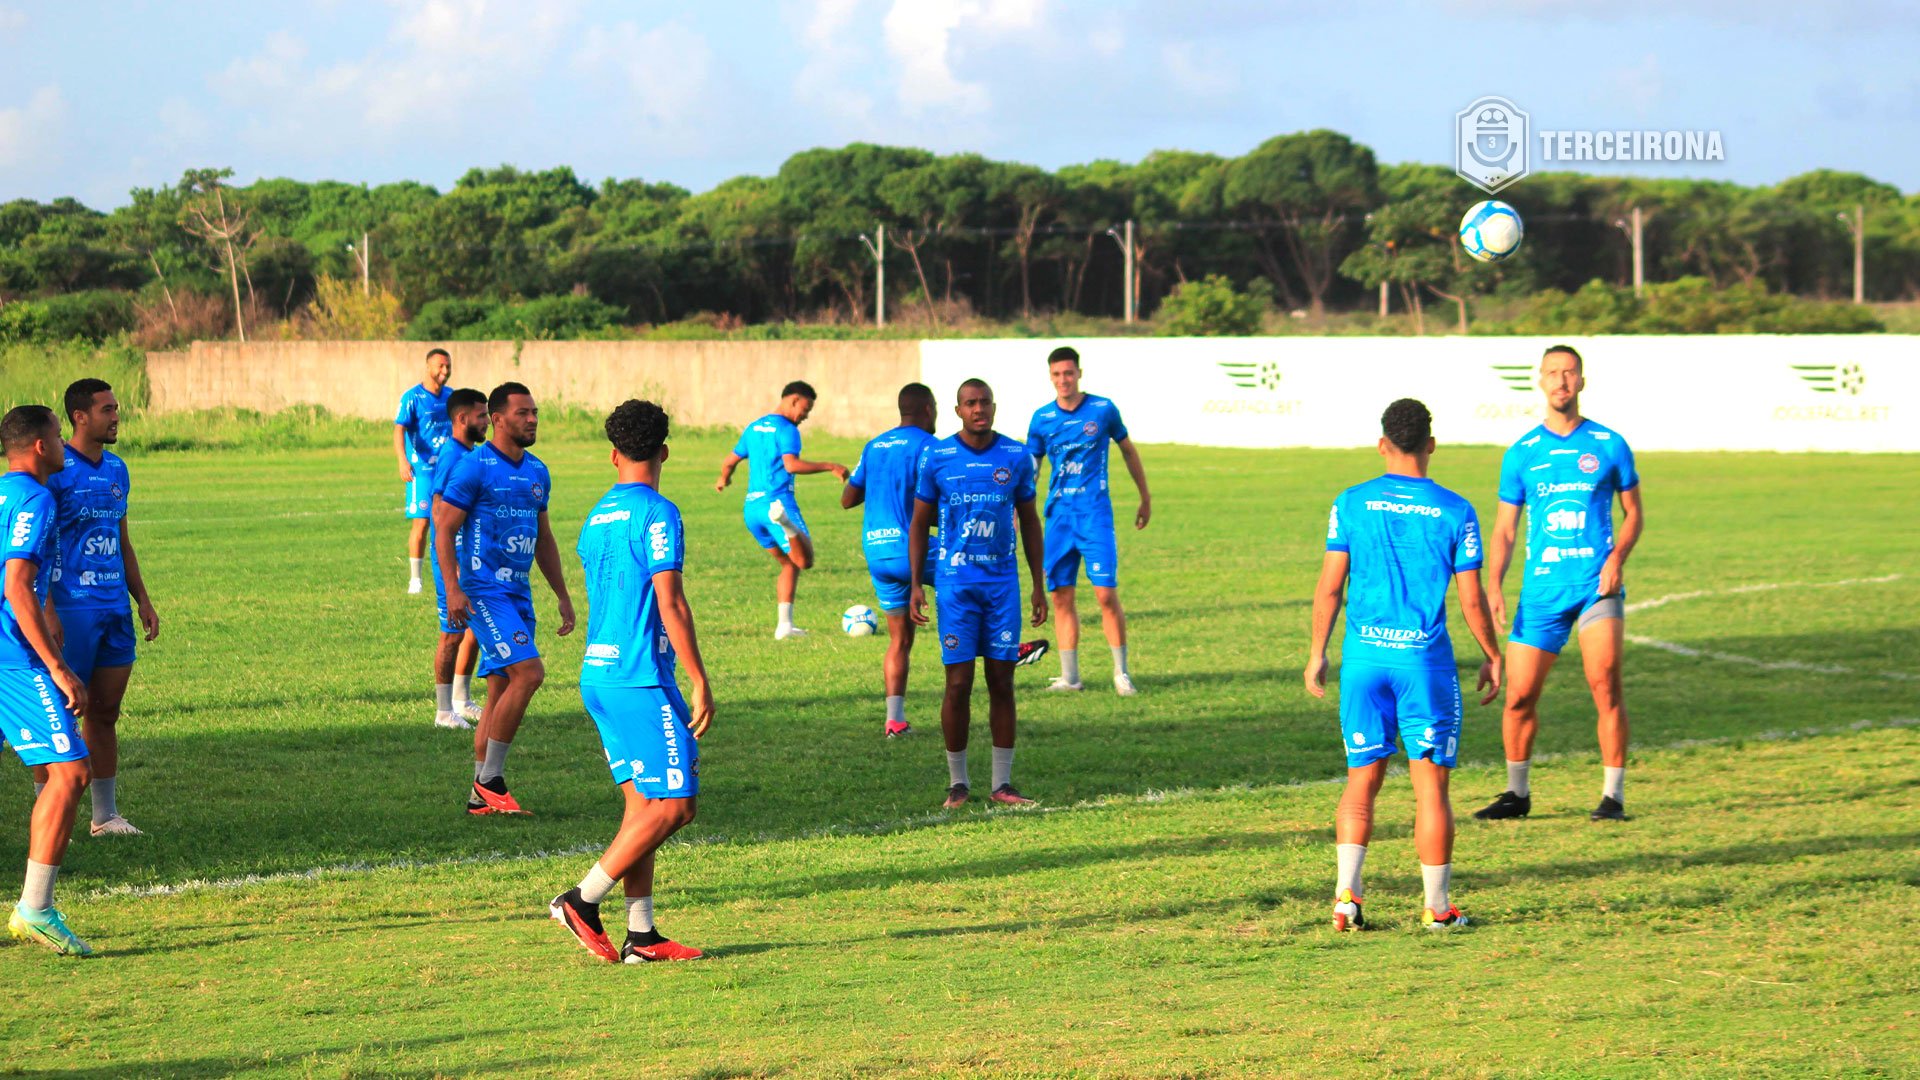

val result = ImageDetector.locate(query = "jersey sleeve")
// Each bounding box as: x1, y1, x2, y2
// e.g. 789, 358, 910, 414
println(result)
1324, 494, 1348, 553
394, 391, 415, 429
1014, 449, 1038, 504
1497, 443, 1527, 506
1454, 504, 1485, 572
1613, 437, 1640, 492
848, 445, 868, 490
3, 490, 53, 566
441, 453, 482, 512
535, 464, 551, 512
1106, 400, 1130, 443
775, 420, 801, 458
913, 447, 938, 504
637, 501, 686, 577
730, 427, 750, 458
1024, 412, 1047, 460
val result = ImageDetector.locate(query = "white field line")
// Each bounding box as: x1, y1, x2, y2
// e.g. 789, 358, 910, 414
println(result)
1623, 573, 1915, 682
83, 714, 1920, 903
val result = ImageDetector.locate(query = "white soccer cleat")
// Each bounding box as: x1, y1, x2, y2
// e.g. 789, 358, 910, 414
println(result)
1046, 678, 1084, 692
1113, 673, 1138, 696
773, 625, 810, 641
89, 814, 143, 837
457, 701, 485, 723
407, 578, 424, 595
435, 710, 472, 730
765, 499, 798, 537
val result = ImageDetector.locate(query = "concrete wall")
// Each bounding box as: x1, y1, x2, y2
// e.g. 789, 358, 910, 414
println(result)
147, 340, 921, 438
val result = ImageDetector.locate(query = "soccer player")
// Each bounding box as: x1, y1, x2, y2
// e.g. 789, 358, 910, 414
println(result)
841, 383, 940, 738
435, 382, 575, 816
34, 379, 160, 838
714, 381, 848, 639
909, 379, 1047, 809
1475, 345, 1644, 823
427, 387, 489, 730
1025, 346, 1150, 696
1306, 398, 1501, 933
549, 399, 712, 964
1, 405, 96, 955
395, 348, 454, 594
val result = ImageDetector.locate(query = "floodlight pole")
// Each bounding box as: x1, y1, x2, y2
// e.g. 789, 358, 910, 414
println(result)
1104, 220, 1135, 323
859, 225, 886, 327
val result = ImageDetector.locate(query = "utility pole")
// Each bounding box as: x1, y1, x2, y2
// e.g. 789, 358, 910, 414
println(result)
1840, 205, 1865, 303
1105, 220, 1136, 323
859, 225, 886, 327
347, 233, 371, 295
1614, 208, 1645, 297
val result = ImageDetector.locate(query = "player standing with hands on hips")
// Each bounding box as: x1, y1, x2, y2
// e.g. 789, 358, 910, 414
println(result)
395, 349, 453, 594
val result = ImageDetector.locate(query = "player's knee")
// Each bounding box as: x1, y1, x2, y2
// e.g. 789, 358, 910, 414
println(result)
1094, 588, 1121, 612
47, 759, 91, 792
667, 797, 697, 829
1586, 672, 1621, 705
516, 659, 547, 691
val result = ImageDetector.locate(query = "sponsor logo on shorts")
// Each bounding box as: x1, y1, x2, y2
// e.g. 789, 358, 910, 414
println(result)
1351, 732, 1365, 747
495, 643, 511, 658
667, 768, 686, 790
1578, 453, 1600, 474
998, 630, 1012, 642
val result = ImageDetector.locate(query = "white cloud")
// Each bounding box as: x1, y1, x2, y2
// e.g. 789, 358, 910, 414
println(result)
576, 20, 718, 145
882, 0, 1041, 116
0, 85, 66, 169
0, 6, 28, 33
1161, 41, 1237, 100
793, 0, 877, 129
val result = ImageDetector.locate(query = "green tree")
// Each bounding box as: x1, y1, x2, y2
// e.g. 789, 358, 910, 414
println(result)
1222, 130, 1380, 315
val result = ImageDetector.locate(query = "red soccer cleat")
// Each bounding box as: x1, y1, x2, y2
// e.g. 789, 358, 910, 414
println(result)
471, 777, 528, 815
549, 889, 618, 963
885, 719, 912, 738
622, 933, 704, 963
989, 784, 1035, 806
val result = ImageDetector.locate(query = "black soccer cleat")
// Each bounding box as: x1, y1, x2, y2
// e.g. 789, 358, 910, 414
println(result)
1014, 639, 1049, 668
1589, 795, 1628, 822
1473, 791, 1532, 820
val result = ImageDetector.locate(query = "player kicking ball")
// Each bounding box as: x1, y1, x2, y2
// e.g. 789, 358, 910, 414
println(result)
427, 387, 489, 730
909, 379, 1047, 809
1306, 399, 1501, 932
549, 400, 711, 964
1475, 346, 1644, 823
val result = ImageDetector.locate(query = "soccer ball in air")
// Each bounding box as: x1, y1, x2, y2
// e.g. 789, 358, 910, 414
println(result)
1459, 200, 1524, 263
842, 605, 879, 637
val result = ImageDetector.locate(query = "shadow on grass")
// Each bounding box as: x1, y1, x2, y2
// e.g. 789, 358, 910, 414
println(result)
30, 1030, 569, 1079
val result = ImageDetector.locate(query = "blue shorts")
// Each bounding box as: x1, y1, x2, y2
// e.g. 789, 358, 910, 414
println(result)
405, 471, 433, 520
468, 591, 538, 677
866, 551, 936, 613
0, 665, 89, 767
936, 579, 1022, 666
1338, 663, 1462, 769
59, 606, 137, 682
1511, 590, 1626, 655
581, 683, 699, 798
1044, 511, 1118, 590
743, 493, 809, 554
430, 543, 463, 634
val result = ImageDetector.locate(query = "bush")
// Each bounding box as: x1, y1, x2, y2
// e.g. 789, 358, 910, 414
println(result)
1492, 277, 1884, 335
288, 275, 406, 340
0, 340, 149, 411
406, 297, 498, 341
462, 294, 624, 340
0, 290, 136, 344
1155, 275, 1270, 336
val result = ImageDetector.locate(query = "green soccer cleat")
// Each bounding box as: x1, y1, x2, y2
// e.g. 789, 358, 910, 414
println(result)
9, 903, 94, 957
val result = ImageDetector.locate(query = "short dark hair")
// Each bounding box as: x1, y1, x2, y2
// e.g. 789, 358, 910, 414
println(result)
1046, 346, 1080, 367
781, 380, 817, 402
488, 381, 532, 414
1381, 398, 1432, 454
447, 388, 487, 414
426, 348, 451, 362
897, 382, 935, 415
1543, 344, 1583, 371
605, 399, 669, 463
1, 405, 58, 454
63, 378, 112, 427
957, 378, 992, 402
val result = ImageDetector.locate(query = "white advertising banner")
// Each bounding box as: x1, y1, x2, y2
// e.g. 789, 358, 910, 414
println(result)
917, 336, 1917, 452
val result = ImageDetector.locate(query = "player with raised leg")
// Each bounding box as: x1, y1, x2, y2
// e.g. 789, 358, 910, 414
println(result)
550, 399, 712, 964
436, 382, 575, 816
715, 381, 848, 640
1025, 347, 1150, 695
910, 379, 1047, 809
395, 348, 453, 594
428, 387, 488, 730
1306, 399, 1501, 932
1474, 346, 1644, 823
1, 405, 96, 955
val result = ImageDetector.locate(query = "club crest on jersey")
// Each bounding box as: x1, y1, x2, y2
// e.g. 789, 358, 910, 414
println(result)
992, 467, 1012, 485
1081, 421, 1098, 436
110, 485, 124, 499
531, 483, 545, 501
1578, 453, 1600, 474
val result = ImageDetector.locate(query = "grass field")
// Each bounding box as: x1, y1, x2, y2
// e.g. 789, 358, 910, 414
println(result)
1, 430, 1916, 1078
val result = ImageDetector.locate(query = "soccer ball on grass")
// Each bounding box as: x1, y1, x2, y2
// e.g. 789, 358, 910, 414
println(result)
842, 605, 879, 637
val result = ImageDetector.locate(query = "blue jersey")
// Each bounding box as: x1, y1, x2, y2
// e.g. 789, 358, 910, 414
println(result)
1025, 394, 1129, 519
441, 442, 551, 598
1326, 475, 1483, 671
732, 413, 802, 499
849, 425, 935, 561
45, 445, 130, 612
395, 383, 452, 466
914, 433, 1037, 587
578, 483, 686, 688
1498, 419, 1638, 594
0, 471, 59, 668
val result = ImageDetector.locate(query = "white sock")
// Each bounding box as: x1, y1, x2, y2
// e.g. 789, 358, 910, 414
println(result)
577, 862, 616, 905
1060, 649, 1080, 684
626, 895, 654, 934
408, 557, 423, 582
1602, 766, 1626, 802
991, 745, 1014, 790
1335, 843, 1367, 898
91, 776, 118, 825
946, 749, 969, 787
33, 782, 44, 798
1507, 760, 1531, 797
1111, 645, 1129, 677
452, 674, 473, 708
20, 860, 57, 911
435, 683, 453, 712
885, 695, 905, 724
478, 738, 511, 783
1421, 863, 1452, 913
777, 602, 794, 631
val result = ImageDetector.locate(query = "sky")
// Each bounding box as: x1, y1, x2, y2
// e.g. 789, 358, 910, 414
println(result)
2, 0, 1917, 209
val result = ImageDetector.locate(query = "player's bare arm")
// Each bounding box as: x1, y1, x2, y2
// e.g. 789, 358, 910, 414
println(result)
1117, 436, 1151, 529
714, 451, 744, 492
1599, 486, 1645, 598
1305, 550, 1349, 699
1484, 501, 1523, 628
43, 595, 63, 653
907, 497, 936, 626
7, 560, 86, 715
433, 500, 469, 626
654, 569, 714, 738
118, 515, 159, 641
782, 452, 849, 482
1017, 497, 1047, 627
1454, 569, 1504, 704
392, 424, 413, 481
534, 511, 574, 636
841, 480, 865, 510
